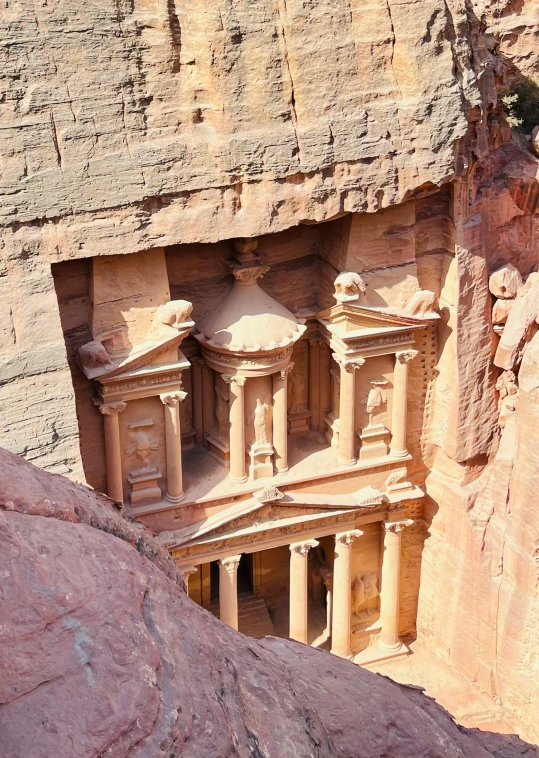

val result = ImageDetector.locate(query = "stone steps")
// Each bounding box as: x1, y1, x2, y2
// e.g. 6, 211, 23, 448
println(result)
208, 592, 274, 638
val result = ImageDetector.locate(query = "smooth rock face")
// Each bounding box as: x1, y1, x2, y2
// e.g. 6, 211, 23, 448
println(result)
1, 448, 537, 758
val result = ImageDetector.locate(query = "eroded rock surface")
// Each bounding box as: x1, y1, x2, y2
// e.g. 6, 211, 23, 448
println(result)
1, 447, 537, 758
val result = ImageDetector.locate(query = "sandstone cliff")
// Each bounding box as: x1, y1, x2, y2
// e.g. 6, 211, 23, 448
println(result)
1, 448, 538, 758
0, 0, 497, 475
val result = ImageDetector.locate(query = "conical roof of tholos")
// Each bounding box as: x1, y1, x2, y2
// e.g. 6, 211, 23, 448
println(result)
196, 279, 306, 353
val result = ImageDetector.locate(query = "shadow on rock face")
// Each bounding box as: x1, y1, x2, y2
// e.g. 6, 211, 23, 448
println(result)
0, 448, 538, 758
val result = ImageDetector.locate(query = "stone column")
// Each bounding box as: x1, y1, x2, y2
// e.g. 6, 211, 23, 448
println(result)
379, 519, 413, 650
331, 529, 363, 658
98, 401, 126, 503
272, 364, 293, 474
219, 555, 242, 630
191, 359, 204, 445
334, 355, 364, 466
201, 362, 215, 448
318, 342, 331, 433
223, 375, 247, 483
390, 350, 418, 458
160, 391, 187, 503
308, 339, 321, 431
289, 539, 319, 643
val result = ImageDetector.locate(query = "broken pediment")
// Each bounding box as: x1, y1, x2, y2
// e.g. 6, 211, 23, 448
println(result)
78, 249, 194, 381
317, 302, 425, 335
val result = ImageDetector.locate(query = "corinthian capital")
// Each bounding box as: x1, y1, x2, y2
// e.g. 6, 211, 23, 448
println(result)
332, 354, 365, 372
335, 529, 364, 546
278, 362, 294, 381
97, 401, 126, 416
222, 374, 247, 387
160, 391, 187, 406
384, 518, 414, 534
219, 555, 242, 574
396, 350, 419, 364
290, 539, 319, 556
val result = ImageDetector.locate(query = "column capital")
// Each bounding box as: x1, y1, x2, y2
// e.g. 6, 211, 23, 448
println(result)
384, 518, 414, 534
335, 529, 363, 546
97, 401, 126, 416
190, 356, 206, 368
308, 338, 323, 348
396, 350, 419, 364
277, 362, 294, 381
289, 539, 319, 556
160, 391, 187, 406
222, 374, 247, 387
332, 353, 365, 372
178, 565, 197, 579
219, 555, 242, 574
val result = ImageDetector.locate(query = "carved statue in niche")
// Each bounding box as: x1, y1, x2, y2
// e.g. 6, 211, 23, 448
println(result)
125, 420, 159, 474
215, 386, 230, 441
495, 370, 519, 428
366, 380, 388, 426
352, 573, 379, 618
253, 398, 269, 446
334, 272, 367, 303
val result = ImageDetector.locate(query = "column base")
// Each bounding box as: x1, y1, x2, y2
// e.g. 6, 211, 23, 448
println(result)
230, 474, 248, 484
165, 492, 185, 504
338, 458, 357, 468
274, 466, 289, 475
353, 640, 410, 667
331, 648, 353, 660
389, 448, 409, 459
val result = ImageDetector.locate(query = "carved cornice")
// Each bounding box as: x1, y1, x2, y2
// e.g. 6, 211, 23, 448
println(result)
345, 332, 412, 351
396, 350, 419, 364
101, 370, 184, 395
202, 346, 292, 368
219, 555, 242, 574
335, 529, 364, 545
160, 391, 187, 406
384, 518, 414, 534
290, 539, 319, 556
97, 401, 126, 416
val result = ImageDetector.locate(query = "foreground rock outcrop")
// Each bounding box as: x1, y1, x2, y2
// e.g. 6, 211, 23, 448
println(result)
1, 448, 538, 758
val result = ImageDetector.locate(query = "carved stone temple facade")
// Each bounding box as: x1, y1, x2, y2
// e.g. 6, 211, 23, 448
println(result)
55, 229, 438, 664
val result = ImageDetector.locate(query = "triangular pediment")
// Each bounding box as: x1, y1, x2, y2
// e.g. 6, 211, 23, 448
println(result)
317, 303, 424, 332
158, 486, 387, 549
98, 333, 186, 381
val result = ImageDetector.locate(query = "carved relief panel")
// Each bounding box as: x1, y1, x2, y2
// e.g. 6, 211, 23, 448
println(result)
350, 521, 382, 654
288, 339, 310, 434
119, 396, 167, 504
355, 354, 394, 460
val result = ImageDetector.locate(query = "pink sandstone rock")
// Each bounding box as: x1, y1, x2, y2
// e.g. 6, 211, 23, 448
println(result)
488, 264, 523, 299
494, 276, 539, 369
1, 448, 537, 758
532, 127, 539, 158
